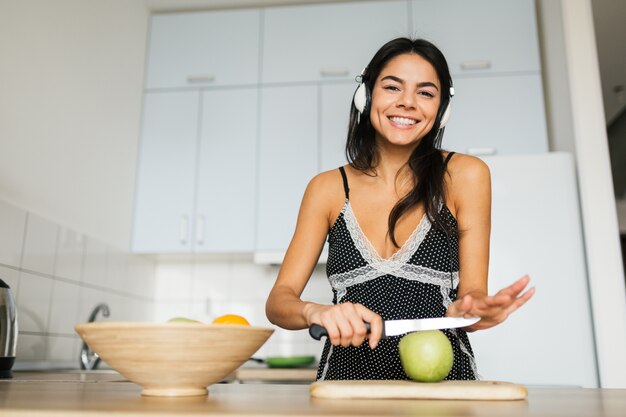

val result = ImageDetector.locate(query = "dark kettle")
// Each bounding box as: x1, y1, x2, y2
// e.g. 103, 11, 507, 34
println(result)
0, 279, 17, 378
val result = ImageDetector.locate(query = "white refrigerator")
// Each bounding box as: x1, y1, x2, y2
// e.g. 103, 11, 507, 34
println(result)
470, 152, 598, 387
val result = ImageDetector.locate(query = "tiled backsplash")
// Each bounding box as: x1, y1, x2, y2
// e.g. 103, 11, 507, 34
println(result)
1, 196, 334, 368
153, 256, 334, 360
0, 199, 156, 370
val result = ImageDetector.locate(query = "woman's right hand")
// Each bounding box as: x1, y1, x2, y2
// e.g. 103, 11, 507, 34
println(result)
303, 302, 383, 349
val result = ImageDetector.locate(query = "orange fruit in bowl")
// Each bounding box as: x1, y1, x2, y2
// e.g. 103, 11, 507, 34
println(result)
212, 314, 250, 326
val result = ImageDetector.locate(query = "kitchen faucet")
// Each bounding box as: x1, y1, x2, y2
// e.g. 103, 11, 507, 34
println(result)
79, 303, 110, 370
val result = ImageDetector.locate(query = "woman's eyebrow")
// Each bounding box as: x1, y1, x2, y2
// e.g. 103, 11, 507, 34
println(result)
380, 75, 439, 90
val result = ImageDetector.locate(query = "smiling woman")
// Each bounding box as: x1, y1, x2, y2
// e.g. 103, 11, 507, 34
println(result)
265, 37, 535, 382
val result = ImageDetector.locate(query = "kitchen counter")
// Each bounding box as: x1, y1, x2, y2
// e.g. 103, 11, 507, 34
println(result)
1, 374, 625, 417
235, 367, 317, 383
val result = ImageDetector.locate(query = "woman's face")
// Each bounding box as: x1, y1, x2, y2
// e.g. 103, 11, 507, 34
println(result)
369, 53, 442, 149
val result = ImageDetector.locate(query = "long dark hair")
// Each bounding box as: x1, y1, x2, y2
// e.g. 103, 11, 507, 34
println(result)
346, 38, 455, 247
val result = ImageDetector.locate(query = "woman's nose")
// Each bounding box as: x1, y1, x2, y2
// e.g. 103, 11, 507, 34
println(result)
397, 90, 416, 108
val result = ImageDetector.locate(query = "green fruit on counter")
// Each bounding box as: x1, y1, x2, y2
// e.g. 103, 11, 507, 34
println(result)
399, 330, 453, 382
167, 317, 202, 323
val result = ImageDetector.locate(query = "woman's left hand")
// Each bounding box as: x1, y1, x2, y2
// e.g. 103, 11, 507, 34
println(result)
446, 275, 535, 331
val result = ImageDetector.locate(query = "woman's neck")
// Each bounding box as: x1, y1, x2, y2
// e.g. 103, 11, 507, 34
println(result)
370, 141, 417, 191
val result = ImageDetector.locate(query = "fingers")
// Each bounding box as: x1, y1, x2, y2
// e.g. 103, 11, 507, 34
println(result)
497, 275, 531, 297
318, 303, 381, 349
359, 306, 383, 349
446, 294, 473, 318
346, 305, 368, 347
506, 286, 535, 315
461, 276, 536, 330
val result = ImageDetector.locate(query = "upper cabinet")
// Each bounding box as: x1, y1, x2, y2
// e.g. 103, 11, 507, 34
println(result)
262, 1, 410, 84
195, 88, 258, 252
132, 89, 258, 253
134, 0, 549, 254
133, 91, 199, 253
411, 0, 541, 75
320, 83, 355, 172
145, 10, 261, 89
443, 74, 548, 155
257, 85, 319, 251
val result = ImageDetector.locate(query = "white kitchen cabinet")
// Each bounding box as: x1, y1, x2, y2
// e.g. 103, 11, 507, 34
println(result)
195, 88, 258, 252
257, 85, 318, 251
133, 91, 199, 253
262, 1, 410, 84
411, 0, 541, 75
133, 89, 258, 253
146, 9, 261, 89
320, 83, 356, 172
442, 74, 548, 155
134, 0, 551, 256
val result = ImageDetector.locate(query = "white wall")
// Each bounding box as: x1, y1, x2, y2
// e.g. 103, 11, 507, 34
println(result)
0, 0, 149, 249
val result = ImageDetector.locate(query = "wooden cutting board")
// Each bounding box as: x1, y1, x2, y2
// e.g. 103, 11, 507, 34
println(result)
310, 380, 528, 401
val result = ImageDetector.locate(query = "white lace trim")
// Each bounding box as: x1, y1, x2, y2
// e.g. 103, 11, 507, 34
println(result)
343, 201, 431, 269
319, 345, 333, 381
451, 328, 480, 379
329, 264, 458, 303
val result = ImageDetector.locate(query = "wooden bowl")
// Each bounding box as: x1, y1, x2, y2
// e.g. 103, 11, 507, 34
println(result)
75, 322, 273, 397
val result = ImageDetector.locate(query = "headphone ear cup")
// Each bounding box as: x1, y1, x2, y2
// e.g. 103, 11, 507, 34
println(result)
439, 102, 451, 128
353, 82, 368, 114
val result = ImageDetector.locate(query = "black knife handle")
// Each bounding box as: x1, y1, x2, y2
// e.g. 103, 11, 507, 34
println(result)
309, 322, 385, 340
308, 324, 327, 340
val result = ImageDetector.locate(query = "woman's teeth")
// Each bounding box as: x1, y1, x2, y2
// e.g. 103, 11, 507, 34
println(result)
389, 116, 417, 126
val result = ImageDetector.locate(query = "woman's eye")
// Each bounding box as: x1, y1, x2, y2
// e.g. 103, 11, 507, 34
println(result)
418, 91, 435, 98
383, 85, 400, 91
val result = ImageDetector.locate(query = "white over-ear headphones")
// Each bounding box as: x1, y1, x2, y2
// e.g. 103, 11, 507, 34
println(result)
439, 86, 454, 128
353, 69, 454, 128
353, 73, 369, 115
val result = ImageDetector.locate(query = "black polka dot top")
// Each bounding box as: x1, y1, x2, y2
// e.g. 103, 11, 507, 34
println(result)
316, 152, 478, 381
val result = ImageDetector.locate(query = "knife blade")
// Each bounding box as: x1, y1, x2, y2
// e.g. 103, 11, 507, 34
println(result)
309, 316, 480, 340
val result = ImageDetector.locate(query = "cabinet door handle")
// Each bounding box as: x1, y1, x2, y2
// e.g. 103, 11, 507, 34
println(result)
179, 215, 189, 245
319, 67, 350, 77
196, 214, 205, 246
187, 74, 215, 84
460, 60, 492, 71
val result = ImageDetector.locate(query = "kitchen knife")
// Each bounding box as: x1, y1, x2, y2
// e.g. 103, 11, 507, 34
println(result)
309, 316, 480, 340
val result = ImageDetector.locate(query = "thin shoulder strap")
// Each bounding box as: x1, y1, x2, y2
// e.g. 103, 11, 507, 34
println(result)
444, 151, 456, 168
338, 166, 350, 199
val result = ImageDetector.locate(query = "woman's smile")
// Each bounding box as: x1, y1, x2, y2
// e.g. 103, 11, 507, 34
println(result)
387, 115, 419, 129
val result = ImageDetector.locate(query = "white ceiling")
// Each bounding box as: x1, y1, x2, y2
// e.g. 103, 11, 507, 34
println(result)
143, 0, 626, 125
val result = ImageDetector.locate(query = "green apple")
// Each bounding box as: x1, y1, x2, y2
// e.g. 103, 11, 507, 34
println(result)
166, 317, 202, 324
399, 330, 453, 382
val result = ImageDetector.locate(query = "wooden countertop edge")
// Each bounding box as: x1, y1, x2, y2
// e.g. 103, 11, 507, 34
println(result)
235, 367, 317, 381
3, 412, 347, 417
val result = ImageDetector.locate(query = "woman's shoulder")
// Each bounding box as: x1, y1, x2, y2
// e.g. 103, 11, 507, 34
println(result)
302, 167, 348, 227
305, 166, 347, 200
445, 151, 491, 184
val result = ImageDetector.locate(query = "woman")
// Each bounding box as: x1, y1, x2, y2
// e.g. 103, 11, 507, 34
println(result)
265, 38, 534, 380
